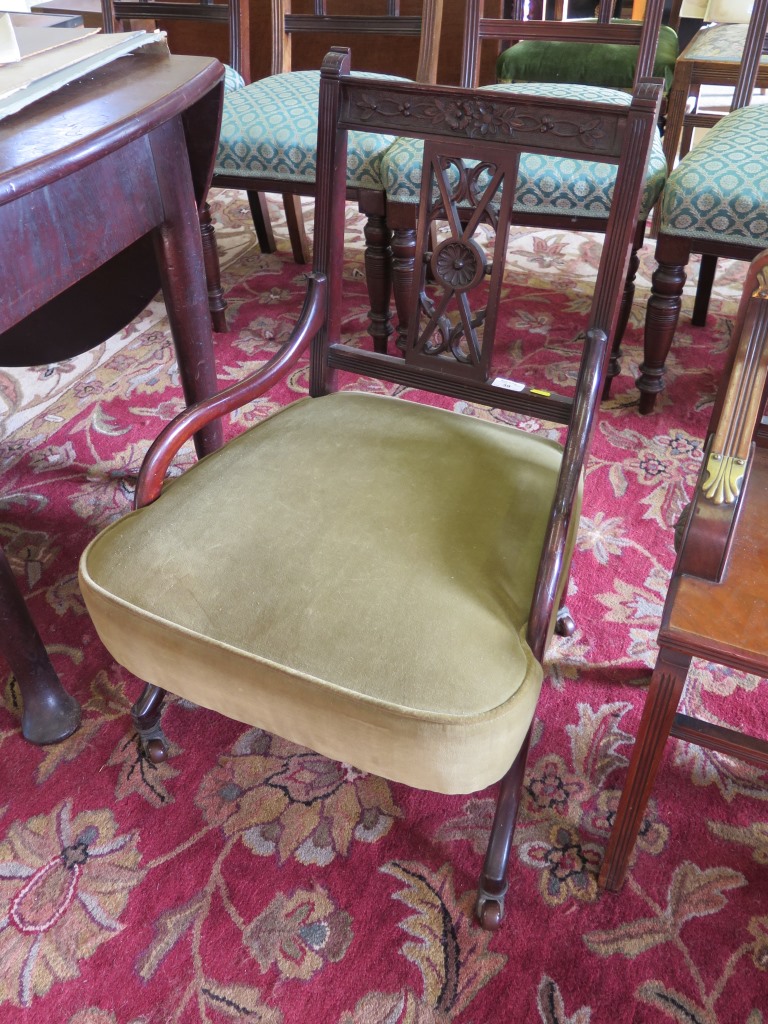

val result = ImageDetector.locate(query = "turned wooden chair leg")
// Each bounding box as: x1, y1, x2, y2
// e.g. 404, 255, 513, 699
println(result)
476, 726, 533, 930
131, 683, 170, 764
599, 647, 691, 892
362, 208, 393, 354
247, 190, 277, 254
637, 249, 689, 414
284, 194, 312, 265
391, 222, 417, 352
0, 546, 81, 744
200, 202, 228, 333
691, 253, 718, 327
603, 243, 641, 399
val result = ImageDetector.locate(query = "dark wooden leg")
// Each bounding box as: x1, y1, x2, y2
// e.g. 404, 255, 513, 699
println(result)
284, 194, 311, 265
476, 726, 533, 930
247, 190, 276, 254
361, 206, 393, 354
598, 648, 691, 892
149, 119, 224, 460
636, 237, 690, 415
391, 222, 417, 352
691, 254, 717, 327
0, 546, 80, 745
603, 242, 641, 399
199, 202, 228, 334
131, 683, 170, 764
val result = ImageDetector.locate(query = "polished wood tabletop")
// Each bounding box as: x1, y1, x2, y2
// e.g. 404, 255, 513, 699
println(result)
0, 47, 225, 745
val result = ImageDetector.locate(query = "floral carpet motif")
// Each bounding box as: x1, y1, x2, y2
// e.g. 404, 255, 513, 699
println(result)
0, 191, 766, 1024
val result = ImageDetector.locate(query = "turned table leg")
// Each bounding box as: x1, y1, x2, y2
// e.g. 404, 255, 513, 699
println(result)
0, 546, 81, 744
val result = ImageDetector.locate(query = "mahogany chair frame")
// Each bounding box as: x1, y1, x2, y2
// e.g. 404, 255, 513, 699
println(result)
637, 0, 768, 414
600, 247, 768, 891
386, 0, 667, 390
102, 49, 662, 929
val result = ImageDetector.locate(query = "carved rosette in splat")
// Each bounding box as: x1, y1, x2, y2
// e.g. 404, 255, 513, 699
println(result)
400, 146, 515, 379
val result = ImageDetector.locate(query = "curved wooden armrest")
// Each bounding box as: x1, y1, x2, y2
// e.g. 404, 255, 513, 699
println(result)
135, 272, 327, 509
676, 251, 768, 582
526, 326, 609, 661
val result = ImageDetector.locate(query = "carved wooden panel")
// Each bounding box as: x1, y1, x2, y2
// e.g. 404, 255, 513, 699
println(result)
340, 84, 624, 157
403, 141, 515, 381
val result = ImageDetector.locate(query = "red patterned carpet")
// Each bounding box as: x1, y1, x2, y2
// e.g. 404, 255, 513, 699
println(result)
1, 191, 766, 1024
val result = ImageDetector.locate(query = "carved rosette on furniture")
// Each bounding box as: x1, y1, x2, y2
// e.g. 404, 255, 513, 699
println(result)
348, 88, 619, 150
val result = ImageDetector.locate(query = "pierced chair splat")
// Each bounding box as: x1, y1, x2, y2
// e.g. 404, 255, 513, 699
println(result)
79, 50, 662, 930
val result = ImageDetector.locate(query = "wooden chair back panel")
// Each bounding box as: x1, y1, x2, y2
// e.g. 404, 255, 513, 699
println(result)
310, 50, 662, 419
101, 0, 251, 81
272, 0, 443, 81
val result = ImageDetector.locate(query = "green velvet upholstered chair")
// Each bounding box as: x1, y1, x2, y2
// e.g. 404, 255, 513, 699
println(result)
213, 0, 444, 353
495, 2, 678, 99
637, 0, 768, 414
383, 0, 669, 394
79, 49, 662, 929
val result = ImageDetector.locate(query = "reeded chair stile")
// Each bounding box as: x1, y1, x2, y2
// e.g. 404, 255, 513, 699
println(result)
79, 51, 662, 928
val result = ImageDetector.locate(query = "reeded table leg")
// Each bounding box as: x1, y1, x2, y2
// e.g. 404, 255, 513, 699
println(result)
599, 647, 691, 892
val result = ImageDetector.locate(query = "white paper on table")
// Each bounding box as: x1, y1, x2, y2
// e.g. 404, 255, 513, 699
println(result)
0, 0, 32, 12
0, 14, 21, 64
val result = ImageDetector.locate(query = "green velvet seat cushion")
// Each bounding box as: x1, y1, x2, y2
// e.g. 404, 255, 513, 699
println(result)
496, 21, 679, 93
381, 82, 667, 220
659, 104, 768, 244
79, 393, 580, 795
216, 70, 402, 189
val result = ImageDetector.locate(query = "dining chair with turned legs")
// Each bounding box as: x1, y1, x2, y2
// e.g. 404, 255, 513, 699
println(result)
636, 0, 768, 413
103, 0, 443, 345
214, 0, 443, 352
600, 246, 768, 892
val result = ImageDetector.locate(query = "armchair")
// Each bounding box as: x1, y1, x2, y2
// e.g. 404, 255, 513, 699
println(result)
79, 49, 661, 929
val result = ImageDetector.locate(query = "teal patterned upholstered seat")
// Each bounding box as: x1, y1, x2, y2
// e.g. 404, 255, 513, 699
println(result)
223, 64, 246, 92
682, 20, 768, 65
381, 82, 667, 220
658, 104, 768, 244
216, 70, 402, 189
